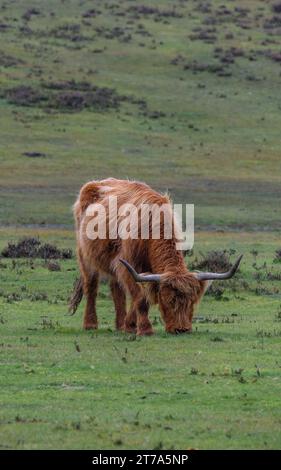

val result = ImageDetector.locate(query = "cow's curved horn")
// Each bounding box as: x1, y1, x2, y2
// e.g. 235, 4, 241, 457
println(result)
194, 255, 243, 281
120, 259, 162, 283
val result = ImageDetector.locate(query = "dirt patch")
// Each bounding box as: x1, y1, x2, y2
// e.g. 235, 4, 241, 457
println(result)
1, 238, 72, 260
22, 152, 46, 158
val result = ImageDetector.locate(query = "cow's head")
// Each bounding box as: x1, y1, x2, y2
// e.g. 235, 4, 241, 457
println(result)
120, 255, 243, 334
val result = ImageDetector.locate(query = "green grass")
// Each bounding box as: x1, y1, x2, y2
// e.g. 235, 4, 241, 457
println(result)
1, 231, 281, 450
0, 0, 281, 228
1, 0, 281, 450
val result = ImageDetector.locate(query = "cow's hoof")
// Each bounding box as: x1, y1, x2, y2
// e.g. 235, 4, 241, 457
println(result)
83, 323, 98, 330
137, 328, 154, 336
124, 327, 137, 334
165, 327, 192, 334
122, 323, 137, 334
174, 328, 192, 334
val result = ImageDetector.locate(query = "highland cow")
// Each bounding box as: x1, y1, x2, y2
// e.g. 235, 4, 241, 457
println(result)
70, 178, 242, 335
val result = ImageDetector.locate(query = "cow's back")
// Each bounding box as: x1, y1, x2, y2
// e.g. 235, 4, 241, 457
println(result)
74, 178, 172, 277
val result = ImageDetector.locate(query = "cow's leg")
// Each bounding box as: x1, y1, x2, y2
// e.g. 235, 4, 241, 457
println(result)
83, 272, 99, 330
123, 280, 153, 335
110, 279, 127, 330
76, 247, 99, 330
136, 297, 153, 336
123, 302, 137, 333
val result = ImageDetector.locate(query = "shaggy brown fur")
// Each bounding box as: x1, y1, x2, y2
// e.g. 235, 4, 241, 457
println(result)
71, 178, 209, 334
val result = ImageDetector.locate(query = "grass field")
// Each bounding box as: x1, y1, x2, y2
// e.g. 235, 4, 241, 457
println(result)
0, 0, 281, 450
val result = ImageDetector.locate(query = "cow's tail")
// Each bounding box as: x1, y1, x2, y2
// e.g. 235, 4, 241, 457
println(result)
68, 276, 84, 315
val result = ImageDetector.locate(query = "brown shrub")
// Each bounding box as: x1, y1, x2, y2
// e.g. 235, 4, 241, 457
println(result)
1, 238, 72, 259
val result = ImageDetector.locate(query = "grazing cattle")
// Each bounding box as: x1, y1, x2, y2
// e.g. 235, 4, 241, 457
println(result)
70, 178, 242, 335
